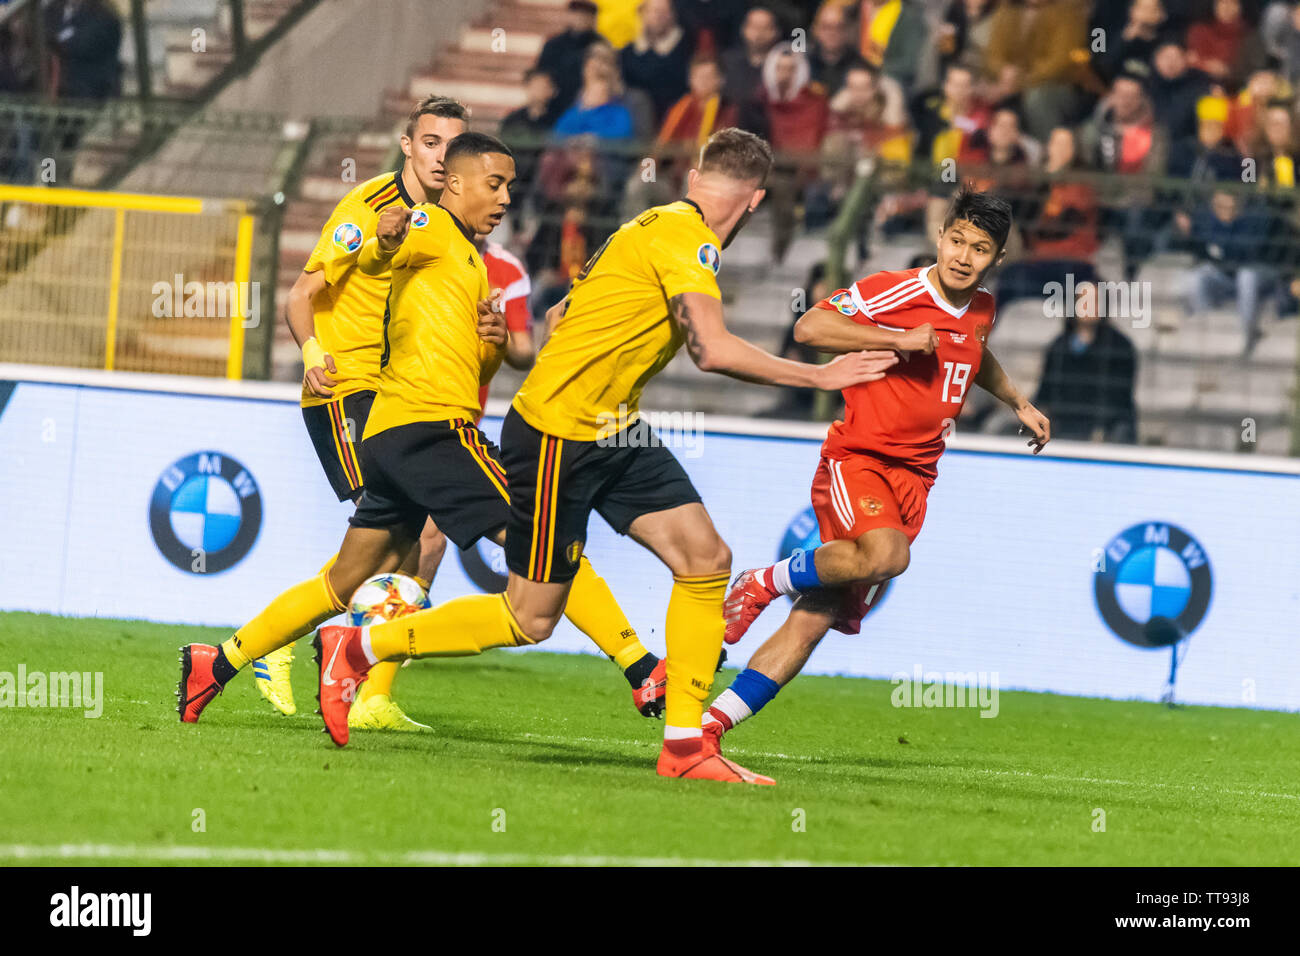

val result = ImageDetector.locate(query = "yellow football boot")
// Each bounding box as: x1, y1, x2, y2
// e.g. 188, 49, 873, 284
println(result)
252, 641, 296, 716
346, 693, 431, 732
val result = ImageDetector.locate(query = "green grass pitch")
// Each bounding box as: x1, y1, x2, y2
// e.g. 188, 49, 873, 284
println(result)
2, 610, 1297, 866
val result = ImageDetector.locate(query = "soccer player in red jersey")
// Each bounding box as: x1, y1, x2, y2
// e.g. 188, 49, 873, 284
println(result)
476, 238, 536, 416
707, 186, 1051, 751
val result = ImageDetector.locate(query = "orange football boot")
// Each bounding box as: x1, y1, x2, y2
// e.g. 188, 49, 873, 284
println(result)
313, 626, 372, 747
723, 569, 779, 645
656, 742, 774, 785
177, 644, 224, 723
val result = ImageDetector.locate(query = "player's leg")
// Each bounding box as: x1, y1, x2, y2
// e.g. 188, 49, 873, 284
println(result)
177, 524, 411, 723
725, 456, 919, 644
703, 593, 839, 755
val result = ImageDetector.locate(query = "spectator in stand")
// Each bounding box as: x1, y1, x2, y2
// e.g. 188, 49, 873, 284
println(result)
1093, 0, 1169, 84
499, 69, 561, 215
758, 41, 830, 262
1034, 280, 1138, 443
1149, 38, 1214, 145
956, 105, 1038, 246
1168, 94, 1245, 182
809, 63, 912, 228
994, 126, 1101, 311
0, 18, 39, 183
621, 56, 737, 216
910, 62, 992, 243
1186, 0, 1264, 86
1080, 69, 1169, 280
554, 41, 643, 141
936, 0, 1000, 77
672, 0, 747, 58
1249, 97, 1300, 188
1225, 68, 1289, 153
619, 0, 693, 124
1175, 188, 1278, 355
535, 0, 603, 113
856, 0, 932, 96
44, 0, 122, 100
984, 0, 1090, 141
722, 6, 782, 133
809, 2, 866, 97
1275, 3, 1300, 90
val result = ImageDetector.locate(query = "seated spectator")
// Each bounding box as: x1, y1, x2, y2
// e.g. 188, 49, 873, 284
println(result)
535, 0, 603, 112
619, 0, 693, 124
499, 70, 561, 214
1080, 69, 1169, 280
1093, 0, 1170, 84
758, 42, 830, 262
856, 0, 932, 96
1149, 38, 1214, 144
1186, 0, 1263, 87
957, 106, 1038, 238
1174, 189, 1278, 356
1276, 3, 1300, 91
44, 0, 122, 101
1249, 97, 1300, 188
553, 45, 636, 141
1226, 68, 1289, 153
672, 0, 747, 58
936, 0, 1000, 77
1034, 280, 1138, 443
809, 2, 866, 97
722, 6, 782, 134
984, 0, 1090, 141
994, 126, 1101, 311
911, 62, 993, 245
1168, 95, 1245, 182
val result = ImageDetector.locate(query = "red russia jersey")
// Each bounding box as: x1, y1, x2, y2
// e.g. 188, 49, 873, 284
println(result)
479, 242, 533, 414
817, 265, 996, 481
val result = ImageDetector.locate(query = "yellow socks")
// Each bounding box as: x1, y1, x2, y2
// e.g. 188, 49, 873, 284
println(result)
664, 573, 729, 739
565, 556, 652, 671
367, 593, 533, 661
221, 570, 344, 669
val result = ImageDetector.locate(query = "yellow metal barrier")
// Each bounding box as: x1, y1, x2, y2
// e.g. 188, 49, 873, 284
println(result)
0, 185, 256, 379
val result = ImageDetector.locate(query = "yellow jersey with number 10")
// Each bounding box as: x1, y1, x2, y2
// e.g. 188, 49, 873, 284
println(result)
357, 204, 498, 439
512, 200, 723, 441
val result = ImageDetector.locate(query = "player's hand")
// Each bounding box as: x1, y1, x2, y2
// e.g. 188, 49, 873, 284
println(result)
376, 207, 412, 251
898, 323, 938, 355
1015, 401, 1051, 454
815, 350, 899, 390
304, 352, 337, 399
476, 289, 507, 346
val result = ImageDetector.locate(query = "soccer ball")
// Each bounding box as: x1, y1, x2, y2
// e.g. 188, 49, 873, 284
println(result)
348, 573, 430, 626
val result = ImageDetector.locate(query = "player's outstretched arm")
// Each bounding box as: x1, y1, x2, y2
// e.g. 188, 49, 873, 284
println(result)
793, 305, 937, 356
357, 207, 413, 275
975, 346, 1051, 454
670, 292, 898, 389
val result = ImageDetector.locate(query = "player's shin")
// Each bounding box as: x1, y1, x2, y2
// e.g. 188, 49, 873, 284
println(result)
217, 569, 346, 683
365, 593, 534, 662
565, 555, 656, 686
663, 572, 729, 752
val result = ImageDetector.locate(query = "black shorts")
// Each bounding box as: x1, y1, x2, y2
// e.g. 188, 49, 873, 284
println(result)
501, 406, 702, 583
349, 419, 509, 549
302, 391, 374, 502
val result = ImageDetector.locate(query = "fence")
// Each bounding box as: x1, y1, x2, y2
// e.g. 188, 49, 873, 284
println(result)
0, 184, 255, 377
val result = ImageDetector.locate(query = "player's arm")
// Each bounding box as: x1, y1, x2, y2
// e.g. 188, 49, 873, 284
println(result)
670, 292, 898, 389
793, 304, 937, 356
505, 328, 534, 370
285, 268, 337, 398
357, 207, 413, 275
975, 345, 1051, 453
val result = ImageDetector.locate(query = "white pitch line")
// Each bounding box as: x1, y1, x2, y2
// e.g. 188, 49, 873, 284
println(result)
0, 844, 880, 867
519, 734, 1300, 802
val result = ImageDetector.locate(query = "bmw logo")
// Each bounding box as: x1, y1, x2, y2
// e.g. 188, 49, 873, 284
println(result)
332, 222, 363, 252
696, 242, 721, 275
410, 209, 429, 228
459, 537, 508, 593
149, 452, 262, 574
1094, 522, 1212, 648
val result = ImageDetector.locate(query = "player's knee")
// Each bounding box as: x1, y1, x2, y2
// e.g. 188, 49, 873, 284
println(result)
513, 609, 558, 645
853, 537, 909, 582
419, 524, 447, 562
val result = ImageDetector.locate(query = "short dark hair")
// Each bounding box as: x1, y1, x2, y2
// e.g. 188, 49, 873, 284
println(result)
443, 131, 514, 168
698, 127, 773, 185
942, 185, 1012, 251
405, 95, 469, 138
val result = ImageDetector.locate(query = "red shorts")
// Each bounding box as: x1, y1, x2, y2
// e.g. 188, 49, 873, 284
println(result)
809, 454, 930, 634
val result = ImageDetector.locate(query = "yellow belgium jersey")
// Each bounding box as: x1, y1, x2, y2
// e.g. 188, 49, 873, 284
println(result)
300, 170, 417, 408
357, 203, 498, 439
512, 200, 722, 441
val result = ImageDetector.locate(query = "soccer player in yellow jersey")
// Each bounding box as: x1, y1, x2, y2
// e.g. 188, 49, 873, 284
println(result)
178, 133, 667, 738
249, 95, 468, 731
307, 129, 899, 783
